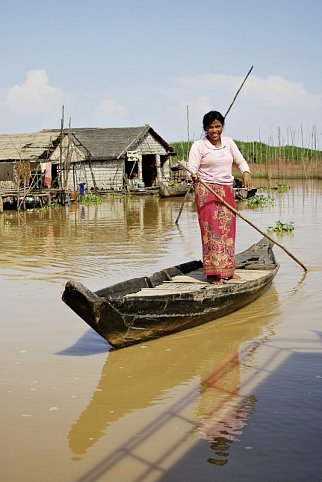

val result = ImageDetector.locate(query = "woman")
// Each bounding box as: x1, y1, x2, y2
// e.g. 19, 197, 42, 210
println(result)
187, 110, 252, 284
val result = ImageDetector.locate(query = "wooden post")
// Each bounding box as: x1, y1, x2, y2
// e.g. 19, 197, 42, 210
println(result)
137, 154, 143, 183
155, 154, 162, 183
59, 105, 64, 190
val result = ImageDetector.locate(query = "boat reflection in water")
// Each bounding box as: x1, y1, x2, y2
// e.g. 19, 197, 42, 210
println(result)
67, 286, 279, 472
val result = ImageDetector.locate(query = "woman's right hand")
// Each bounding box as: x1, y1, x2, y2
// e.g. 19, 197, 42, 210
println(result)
191, 173, 200, 183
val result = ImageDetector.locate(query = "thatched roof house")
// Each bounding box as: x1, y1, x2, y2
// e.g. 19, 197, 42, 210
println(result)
0, 131, 61, 161
71, 126, 173, 160
0, 125, 175, 192
0, 131, 62, 189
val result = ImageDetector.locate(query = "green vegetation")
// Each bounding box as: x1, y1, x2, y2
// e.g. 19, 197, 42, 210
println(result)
259, 183, 290, 193
268, 220, 295, 234
171, 141, 193, 164
171, 140, 322, 165
245, 194, 274, 208
42, 202, 61, 209
275, 183, 290, 193
80, 194, 103, 205
234, 141, 322, 164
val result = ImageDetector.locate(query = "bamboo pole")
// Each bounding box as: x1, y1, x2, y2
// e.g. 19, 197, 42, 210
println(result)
175, 183, 193, 224
300, 125, 308, 180
63, 117, 74, 191
179, 161, 308, 272
224, 65, 253, 118
186, 105, 190, 145
59, 105, 64, 190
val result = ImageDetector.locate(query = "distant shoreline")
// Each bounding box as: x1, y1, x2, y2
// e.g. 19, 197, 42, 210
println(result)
240, 161, 322, 180
172, 140, 322, 180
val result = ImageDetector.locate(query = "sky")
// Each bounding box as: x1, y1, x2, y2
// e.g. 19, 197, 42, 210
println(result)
0, 0, 321, 147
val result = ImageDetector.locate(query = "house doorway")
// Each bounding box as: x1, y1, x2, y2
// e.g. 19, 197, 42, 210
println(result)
142, 155, 157, 187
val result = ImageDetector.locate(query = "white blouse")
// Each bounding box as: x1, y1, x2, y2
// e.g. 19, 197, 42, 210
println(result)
188, 136, 250, 185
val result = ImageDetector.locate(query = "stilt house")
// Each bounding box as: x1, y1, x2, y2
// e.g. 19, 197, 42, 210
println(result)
0, 126, 176, 193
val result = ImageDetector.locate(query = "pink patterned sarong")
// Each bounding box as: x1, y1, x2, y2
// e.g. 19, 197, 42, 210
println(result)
195, 183, 236, 279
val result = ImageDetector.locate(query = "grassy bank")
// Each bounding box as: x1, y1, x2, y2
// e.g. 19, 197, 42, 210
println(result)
171, 140, 322, 179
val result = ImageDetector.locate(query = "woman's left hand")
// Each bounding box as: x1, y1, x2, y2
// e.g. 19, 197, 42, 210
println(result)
242, 172, 252, 190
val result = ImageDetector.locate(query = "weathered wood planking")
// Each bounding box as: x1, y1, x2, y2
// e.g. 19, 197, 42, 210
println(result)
126, 269, 270, 297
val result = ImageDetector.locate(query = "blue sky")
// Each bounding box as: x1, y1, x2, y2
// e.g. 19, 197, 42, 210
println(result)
1, 0, 321, 147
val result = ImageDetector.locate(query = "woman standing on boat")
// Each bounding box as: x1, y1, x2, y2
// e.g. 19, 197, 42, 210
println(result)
187, 110, 252, 284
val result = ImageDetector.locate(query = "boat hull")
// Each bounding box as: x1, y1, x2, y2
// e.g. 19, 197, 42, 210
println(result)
158, 181, 189, 198
62, 238, 279, 349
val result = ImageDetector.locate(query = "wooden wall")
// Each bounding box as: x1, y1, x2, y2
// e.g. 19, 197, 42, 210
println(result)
67, 159, 125, 192
135, 132, 169, 155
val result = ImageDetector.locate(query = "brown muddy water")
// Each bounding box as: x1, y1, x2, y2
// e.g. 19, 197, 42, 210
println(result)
1, 180, 322, 482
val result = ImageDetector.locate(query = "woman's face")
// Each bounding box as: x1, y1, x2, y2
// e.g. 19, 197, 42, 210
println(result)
205, 119, 224, 144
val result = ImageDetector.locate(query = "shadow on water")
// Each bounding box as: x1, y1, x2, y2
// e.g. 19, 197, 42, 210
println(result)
70, 328, 322, 482
156, 348, 322, 482
56, 330, 111, 356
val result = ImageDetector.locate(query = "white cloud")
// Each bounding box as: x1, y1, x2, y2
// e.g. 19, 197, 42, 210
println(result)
175, 72, 322, 111
96, 99, 128, 119
168, 72, 322, 144
244, 75, 322, 109
5, 70, 65, 116
1, 70, 320, 146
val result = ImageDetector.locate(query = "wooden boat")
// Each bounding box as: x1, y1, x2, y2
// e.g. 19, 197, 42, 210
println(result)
234, 187, 257, 200
159, 178, 257, 199
233, 178, 257, 200
62, 237, 279, 349
158, 179, 190, 198
128, 186, 160, 196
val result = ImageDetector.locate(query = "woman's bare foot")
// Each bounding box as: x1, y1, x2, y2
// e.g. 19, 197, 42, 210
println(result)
207, 274, 241, 284
222, 273, 242, 283
207, 276, 222, 284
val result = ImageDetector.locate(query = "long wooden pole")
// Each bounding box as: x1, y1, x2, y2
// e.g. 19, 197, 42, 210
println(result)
180, 162, 308, 272
175, 182, 193, 224
59, 105, 64, 190
175, 66, 254, 225
224, 65, 253, 118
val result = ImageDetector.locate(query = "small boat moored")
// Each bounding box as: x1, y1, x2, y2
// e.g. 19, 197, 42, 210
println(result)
62, 237, 279, 349
159, 177, 257, 199
159, 179, 191, 198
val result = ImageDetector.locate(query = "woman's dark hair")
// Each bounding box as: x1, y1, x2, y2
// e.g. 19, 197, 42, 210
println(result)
203, 111, 225, 130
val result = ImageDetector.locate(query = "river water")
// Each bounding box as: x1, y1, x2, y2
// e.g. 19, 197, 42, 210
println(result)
1, 180, 322, 482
